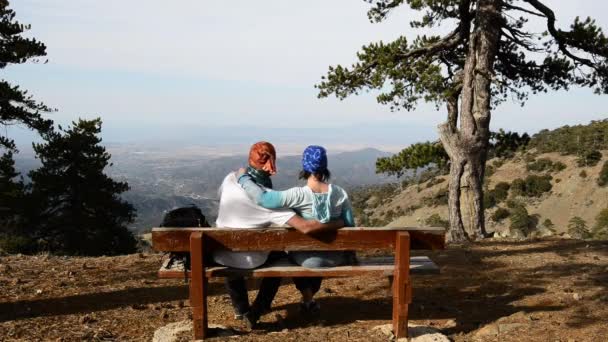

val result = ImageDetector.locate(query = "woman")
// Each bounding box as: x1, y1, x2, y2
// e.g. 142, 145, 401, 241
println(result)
237, 145, 355, 312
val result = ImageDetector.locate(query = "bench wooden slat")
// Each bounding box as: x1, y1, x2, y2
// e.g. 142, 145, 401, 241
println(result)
152, 227, 446, 252
157, 256, 439, 279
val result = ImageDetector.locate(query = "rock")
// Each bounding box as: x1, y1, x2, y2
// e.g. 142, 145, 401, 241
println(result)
573, 293, 582, 301
209, 324, 236, 337
160, 309, 169, 319
400, 324, 450, 342
153, 320, 192, 342
373, 324, 450, 342
372, 324, 395, 339
536, 227, 554, 237
443, 319, 457, 328
509, 228, 526, 240
80, 315, 96, 324
475, 324, 499, 340
131, 303, 147, 310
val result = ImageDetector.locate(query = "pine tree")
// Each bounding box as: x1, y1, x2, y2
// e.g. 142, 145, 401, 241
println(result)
592, 208, 608, 240
0, 0, 53, 248
568, 216, 591, 240
317, 0, 608, 242
0, 0, 53, 152
29, 119, 137, 255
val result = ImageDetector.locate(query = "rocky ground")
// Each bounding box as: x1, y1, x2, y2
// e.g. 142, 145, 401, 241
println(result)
1, 238, 607, 341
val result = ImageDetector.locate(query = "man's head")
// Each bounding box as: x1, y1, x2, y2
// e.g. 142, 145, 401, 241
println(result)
248, 141, 277, 175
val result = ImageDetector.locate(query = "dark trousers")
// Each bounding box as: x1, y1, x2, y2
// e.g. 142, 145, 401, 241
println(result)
225, 277, 323, 315
293, 277, 322, 295
225, 276, 281, 315
224, 251, 324, 315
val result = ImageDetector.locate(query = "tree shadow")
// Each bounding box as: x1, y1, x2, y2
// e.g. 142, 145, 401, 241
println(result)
0, 282, 220, 322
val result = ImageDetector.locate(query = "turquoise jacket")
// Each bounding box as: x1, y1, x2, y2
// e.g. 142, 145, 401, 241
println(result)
238, 173, 355, 227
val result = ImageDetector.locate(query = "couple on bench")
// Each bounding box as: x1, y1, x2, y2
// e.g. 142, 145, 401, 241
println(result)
213, 141, 355, 328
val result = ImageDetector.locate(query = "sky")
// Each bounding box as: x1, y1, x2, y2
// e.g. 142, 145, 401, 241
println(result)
4, 0, 608, 152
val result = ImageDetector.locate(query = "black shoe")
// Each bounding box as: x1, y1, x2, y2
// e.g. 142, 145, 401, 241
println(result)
243, 310, 260, 330
299, 301, 321, 315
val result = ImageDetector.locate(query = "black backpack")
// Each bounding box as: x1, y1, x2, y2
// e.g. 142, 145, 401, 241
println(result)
160, 205, 210, 270
161, 206, 209, 228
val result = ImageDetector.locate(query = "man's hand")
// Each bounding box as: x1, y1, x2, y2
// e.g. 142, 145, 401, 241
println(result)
286, 215, 345, 235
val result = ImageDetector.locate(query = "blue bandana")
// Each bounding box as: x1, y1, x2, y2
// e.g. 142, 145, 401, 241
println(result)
302, 145, 328, 173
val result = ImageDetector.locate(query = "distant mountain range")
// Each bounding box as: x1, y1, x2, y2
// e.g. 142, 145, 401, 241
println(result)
16, 147, 397, 233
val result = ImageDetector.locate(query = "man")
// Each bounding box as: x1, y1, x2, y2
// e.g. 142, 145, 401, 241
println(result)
214, 141, 343, 328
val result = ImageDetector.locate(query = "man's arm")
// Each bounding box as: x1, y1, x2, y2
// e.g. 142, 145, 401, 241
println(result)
286, 215, 345, 235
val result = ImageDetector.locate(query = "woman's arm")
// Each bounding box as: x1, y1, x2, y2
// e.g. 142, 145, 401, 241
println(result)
238, 173, 304, 209
286, 216, 345, 235
342, 199, 356, 227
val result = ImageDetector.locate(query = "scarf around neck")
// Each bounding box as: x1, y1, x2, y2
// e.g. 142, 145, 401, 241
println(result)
247, 166, 273, 189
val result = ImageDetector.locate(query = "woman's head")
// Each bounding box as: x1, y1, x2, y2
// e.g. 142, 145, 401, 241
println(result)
248, 141, 277, 175
300, 145, 331, 182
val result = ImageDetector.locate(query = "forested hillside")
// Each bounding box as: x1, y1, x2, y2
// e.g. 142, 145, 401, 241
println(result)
353, 120, 608, 240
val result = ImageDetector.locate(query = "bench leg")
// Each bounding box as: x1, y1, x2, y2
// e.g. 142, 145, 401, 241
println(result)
393, 232, 411, 338
190, 232, 208, 339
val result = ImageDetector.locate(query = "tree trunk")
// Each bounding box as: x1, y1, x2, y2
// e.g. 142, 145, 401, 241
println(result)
438, 0, 501, 242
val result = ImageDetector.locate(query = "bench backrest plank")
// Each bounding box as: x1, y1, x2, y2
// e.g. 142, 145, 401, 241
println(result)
152, 227, 445, 252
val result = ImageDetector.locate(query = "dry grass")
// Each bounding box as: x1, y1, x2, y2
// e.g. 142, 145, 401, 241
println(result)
1, 238, 608, 341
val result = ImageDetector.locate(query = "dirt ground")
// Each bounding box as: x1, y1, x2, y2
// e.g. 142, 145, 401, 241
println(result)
1, 238, 607, 341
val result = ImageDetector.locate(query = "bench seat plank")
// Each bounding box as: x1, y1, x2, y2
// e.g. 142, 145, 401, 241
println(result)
158, 256, 439, 279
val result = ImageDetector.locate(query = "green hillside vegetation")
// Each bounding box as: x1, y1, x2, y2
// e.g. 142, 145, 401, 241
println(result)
353, 120, 608, 241
528, 120, 608, 158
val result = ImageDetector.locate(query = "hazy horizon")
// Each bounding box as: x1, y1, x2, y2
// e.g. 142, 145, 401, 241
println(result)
5, 0, 608, 155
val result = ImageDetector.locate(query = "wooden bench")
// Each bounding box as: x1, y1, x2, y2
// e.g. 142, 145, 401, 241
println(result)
152, 227, 446, 339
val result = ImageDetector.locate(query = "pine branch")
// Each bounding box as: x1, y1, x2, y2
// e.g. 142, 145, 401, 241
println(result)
523, 0, 597, 69
503, 3, 545, 18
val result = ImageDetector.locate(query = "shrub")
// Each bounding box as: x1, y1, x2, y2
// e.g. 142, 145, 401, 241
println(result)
542, 218, 556, 232
494, 182, 511, 192
424, 214, 449, 228
0, 234, 37, 254
526, 158, 567, 173
528, 120, 608, 155
484, 191, 497, 209
579, 170, 588, 178
484, 182, 510, 209
492, 159, 505, 168
505, 200, 538, 235
553, 161, 567, 171
568, 216, 591, 239
592, 208, 608, 240
598, 161, 608, 187
485, 164, 496, 178
576, 150, 602, 167
526, 158, 551, 172
491, 208, 510, 222
523, 154, 536, 163
511, 175, 552, 197
493, 182, 510, 200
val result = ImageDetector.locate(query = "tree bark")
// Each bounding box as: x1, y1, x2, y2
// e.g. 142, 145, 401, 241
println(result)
438, 0, 502, 242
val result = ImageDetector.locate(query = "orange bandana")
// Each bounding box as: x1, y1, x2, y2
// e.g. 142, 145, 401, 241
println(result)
248, 141, 277, 175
